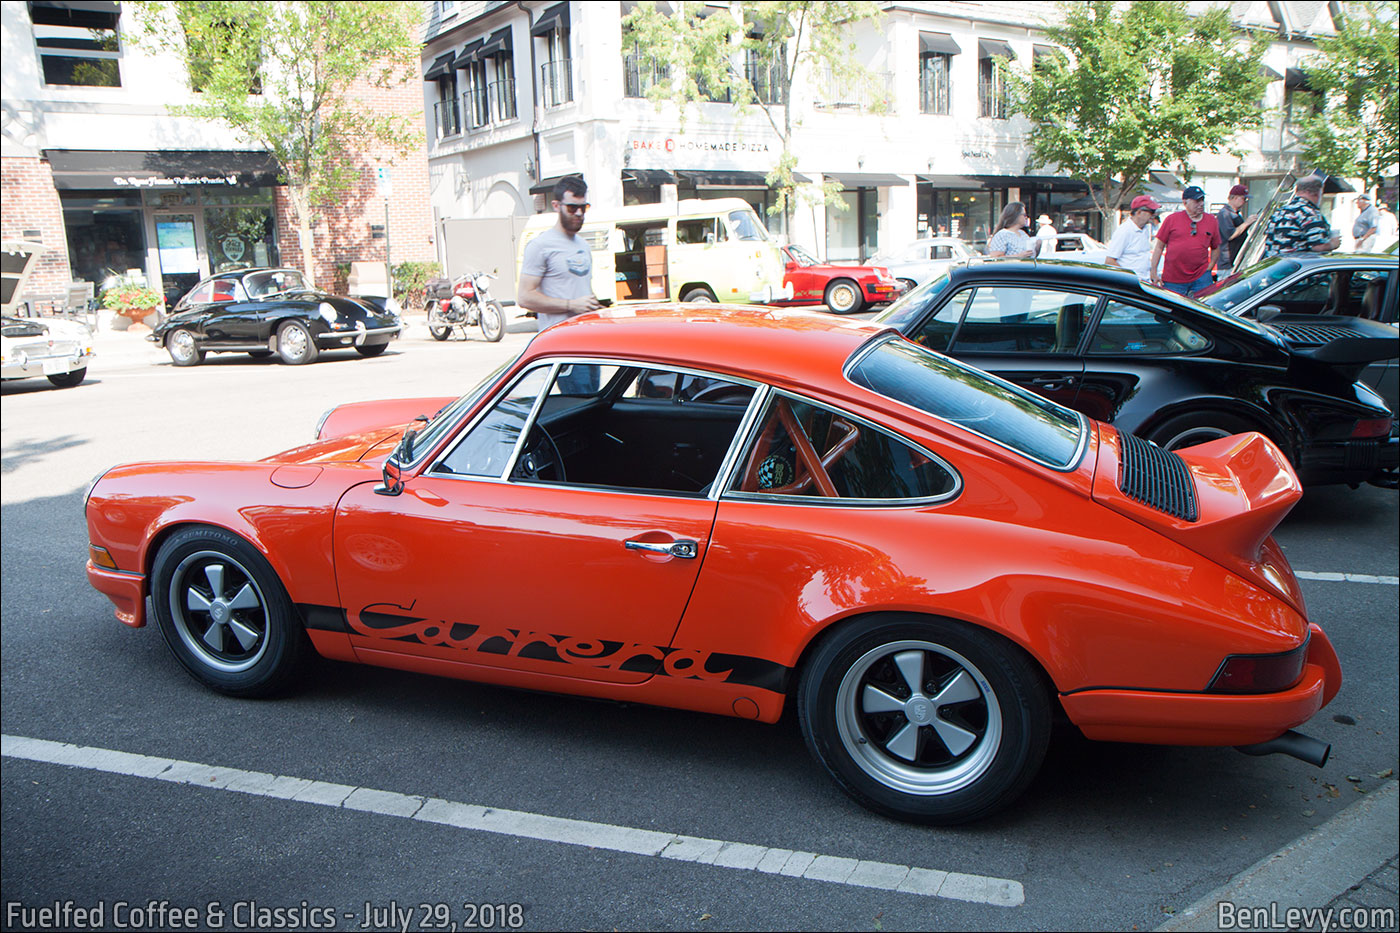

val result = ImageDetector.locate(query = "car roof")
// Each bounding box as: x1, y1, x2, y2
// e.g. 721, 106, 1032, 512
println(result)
526, 305, 891, 389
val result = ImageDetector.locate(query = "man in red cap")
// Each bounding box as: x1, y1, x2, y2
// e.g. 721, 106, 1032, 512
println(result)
1105, 195, 1162, 281
1150, 185, 1221, 296
1215, 184, 1257, 272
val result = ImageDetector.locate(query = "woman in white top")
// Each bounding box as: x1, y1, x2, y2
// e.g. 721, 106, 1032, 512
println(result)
985, 202, 1037, 258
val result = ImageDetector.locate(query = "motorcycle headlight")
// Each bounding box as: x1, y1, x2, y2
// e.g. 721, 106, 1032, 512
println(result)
318, 302, 338, 324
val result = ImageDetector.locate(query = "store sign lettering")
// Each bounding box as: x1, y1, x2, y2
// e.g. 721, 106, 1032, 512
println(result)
113, 174, 241, 188
630, 138, 771, 154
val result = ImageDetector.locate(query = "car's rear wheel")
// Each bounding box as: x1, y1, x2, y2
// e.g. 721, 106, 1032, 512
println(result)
276, 321, 318, 365
355, 342, 389, 357
824, 279, 863, 314
150, 526, 307, 697
681, 287, 717, 303
46, 368, 86, 388
798, 615, 1050, 824
247, 349, 273, 360
1146, 412, 1255, 452
479, 300, 505, 342
166, 329, 204, 366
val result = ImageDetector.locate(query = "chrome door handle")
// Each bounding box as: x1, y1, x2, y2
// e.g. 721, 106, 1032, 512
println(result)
625, 538, 699, 559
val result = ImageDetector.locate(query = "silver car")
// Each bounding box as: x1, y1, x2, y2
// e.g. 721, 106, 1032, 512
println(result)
870, 237, 973, 290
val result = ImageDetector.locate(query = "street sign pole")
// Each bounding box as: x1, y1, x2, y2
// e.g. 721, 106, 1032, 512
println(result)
375, 167, 393, 301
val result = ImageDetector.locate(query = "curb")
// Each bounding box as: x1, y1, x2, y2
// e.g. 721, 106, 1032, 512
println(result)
1158, 781, 1399, 931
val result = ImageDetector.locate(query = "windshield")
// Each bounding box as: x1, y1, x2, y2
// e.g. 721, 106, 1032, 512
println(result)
400, 352, 522, 466
244, 269, 309, 299
788, 245, 818, 266
848, 335, 1086, 470
1197, 257, 1303, 313
873, 270, 953, 330
727, 209, 769, 242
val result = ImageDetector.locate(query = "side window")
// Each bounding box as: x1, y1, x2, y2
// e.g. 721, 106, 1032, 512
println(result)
184, 282, 215, 305
1088, 301, 1210, 354
212, 279, 240, 301
1348, 270, 1390, 314
950, 287, 1097, 354
729, 393, 956, 501
676, 219, 716, 245
1275, 271, 1334, 306
909, 288, 972, 352
931, 246, 951, 260
433, 366, 551, 477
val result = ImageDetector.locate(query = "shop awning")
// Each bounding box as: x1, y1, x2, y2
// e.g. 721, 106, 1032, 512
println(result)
622, 169, 678, 186
1033, 44, 1058, 62
28, 1, 117, 28
1259, 63, 1282, 80
529, 2, 569, 37
919, 32, 961, 55
1285, 67, 1310, 90
454, 39, 484, 68
424, 51, 455, 80
978, 38, 1016, 60
825, 172, 909, 187
917, 173, 986, 187
676, 170, 811, 188
477, 27, 512, 58
45, 149, 282, 190
1317, 174, 1355, 193
1150, 170, 1182, 189
530, 174, 582, 196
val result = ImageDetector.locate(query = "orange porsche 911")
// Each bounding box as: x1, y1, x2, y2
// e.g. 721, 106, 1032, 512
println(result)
85, 307, 1341, 824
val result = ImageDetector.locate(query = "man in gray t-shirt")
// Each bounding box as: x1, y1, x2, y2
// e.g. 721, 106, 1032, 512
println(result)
1352, 194, 1378, 252
518, 175, 600, 331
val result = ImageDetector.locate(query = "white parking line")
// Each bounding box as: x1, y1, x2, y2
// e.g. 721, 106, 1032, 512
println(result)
1, 734, 1024, 907
1295, 571, 1399, 585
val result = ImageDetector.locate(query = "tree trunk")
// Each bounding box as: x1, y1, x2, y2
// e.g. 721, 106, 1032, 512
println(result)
287, 185, 316, 284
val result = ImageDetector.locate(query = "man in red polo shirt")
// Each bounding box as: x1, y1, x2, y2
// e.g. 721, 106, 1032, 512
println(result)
1149, 185, 1221, 297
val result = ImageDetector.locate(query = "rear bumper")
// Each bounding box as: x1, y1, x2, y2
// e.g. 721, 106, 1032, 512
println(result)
1061, 623, 1341, 746
1297, 433, 1399, 485
87, 561, 147, 628
865, 281, 906, 301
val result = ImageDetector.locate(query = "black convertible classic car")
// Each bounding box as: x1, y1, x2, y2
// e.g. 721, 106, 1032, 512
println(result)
877, 260, 1399, 488
151, 268, 402, 366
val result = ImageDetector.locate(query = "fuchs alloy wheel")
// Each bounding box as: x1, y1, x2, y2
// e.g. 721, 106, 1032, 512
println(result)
479, 300, 505, 342
427, 306, 453, 341
150, 527, 307, 697
824, 279, 863, 314
276, 321, 318, 364
166, 329, 204, 366
1146, 412, 1255, 453
798, 615, 1050, 824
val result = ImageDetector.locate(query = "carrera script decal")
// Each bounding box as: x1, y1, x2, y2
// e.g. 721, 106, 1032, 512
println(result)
347, 602, 735, 682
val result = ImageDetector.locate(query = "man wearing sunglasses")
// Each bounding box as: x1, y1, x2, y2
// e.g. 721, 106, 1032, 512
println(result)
518, 175, 602, 331
1149, 185, 1221, 297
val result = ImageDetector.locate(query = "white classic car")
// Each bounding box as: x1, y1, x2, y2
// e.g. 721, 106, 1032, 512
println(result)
1, 315, 93, 388
869, 237, 975, 289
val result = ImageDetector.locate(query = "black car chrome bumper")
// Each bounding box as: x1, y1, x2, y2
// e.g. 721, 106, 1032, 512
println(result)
316, 324, 402, 347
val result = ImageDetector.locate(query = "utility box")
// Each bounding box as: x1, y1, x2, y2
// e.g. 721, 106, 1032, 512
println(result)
346, 261, 389, 298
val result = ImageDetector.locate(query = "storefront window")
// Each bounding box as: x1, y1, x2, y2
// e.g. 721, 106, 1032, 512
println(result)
206, 205, 277, 271
62, 191, 147, 290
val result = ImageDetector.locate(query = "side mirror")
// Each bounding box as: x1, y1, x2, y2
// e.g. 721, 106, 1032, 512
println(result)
374, 427, 418, 496
1256, 304, 1284, 323
785, 261, 798, 271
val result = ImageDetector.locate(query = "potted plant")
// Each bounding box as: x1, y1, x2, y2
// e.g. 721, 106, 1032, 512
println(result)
100, 276, 165, 331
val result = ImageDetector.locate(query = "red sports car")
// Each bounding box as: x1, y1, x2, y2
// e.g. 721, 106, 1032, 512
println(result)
775, 246, 906, 313
85, 307, 1340, 824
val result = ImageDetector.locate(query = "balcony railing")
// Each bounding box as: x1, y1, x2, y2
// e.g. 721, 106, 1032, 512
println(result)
919, 67, 950, 115
488, 76, 517, 122
624, 53, 669, 98
434, 97, 461, 138
462, 87, 488, 130
540, 58, 573, 108
813, 65, 892, 112
978, 77, 1009, 119
743, 57, 785, 105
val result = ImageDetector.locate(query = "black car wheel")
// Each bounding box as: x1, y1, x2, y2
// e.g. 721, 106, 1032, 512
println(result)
681, 287, 717, 303
247, 349, 273, 359
798, 615, 1050, 825
276, 321, 318, 365
824, 279, 863, 314
46, 368, 86, 388
166, 329, 205, 366
1147, 412, 1255, 452
480, 300, 505, 342
150, 526, 307, 697
355, 342, 389, 357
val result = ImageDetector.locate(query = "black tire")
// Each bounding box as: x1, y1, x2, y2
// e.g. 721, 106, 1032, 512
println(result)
427, 306, 452, 341
897, 278, 918, 293
246, 349, 273, 359
149, 526, 308, 697
479, 300, 505, 342
1146, 412, 1255, 452
824, 278, 864, 314
276, 320, 318, 365
46, 368, 86, 388
355, 342, 389, 357
797, 615, 1051, 825
166, 328, 205, 367
681, 287, 717, 303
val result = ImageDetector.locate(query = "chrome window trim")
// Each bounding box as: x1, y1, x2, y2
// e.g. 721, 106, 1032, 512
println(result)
395, 351, 526, 471
843, 333, 1089, 473
417, 360, 553, 478
707, 384, 772, 499
499, 362, 560, 479
716, 387, 964, 508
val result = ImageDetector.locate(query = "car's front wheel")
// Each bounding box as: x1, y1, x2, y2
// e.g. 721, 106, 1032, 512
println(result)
150, 526, 307, 697
166, 329, 205, 367
276, 321, 318, 365
46, 368, 86, 388
798, 615, 1050, 824
355, 342, 389, 357
824, 279, 863, 314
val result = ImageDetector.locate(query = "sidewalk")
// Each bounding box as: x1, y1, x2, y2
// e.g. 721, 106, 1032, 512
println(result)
1160, 781, 1399, 931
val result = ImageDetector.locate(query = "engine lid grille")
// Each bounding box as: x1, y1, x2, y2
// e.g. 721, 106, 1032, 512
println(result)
1118, 432, 1199, 522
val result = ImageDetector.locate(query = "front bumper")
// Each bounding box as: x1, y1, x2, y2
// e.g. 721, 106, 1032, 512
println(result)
316, 323, 402, 347
748, 282, 796, 304
1, 347, 92, 380
1061, 623, 1341, 747
87, 561, 147, 628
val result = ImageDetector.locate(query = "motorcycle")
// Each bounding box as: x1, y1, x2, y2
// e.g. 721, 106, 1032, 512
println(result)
426, 271, 505, 343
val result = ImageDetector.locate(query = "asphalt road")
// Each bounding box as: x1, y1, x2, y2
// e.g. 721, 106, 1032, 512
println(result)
2, 319, 1397, 932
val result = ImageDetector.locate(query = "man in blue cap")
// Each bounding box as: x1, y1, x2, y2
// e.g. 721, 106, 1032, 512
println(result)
1149, 185, 1220, 297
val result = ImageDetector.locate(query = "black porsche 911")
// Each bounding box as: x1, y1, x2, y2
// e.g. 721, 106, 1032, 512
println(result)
876, 260, 1399, 488
150, 268, 402, 366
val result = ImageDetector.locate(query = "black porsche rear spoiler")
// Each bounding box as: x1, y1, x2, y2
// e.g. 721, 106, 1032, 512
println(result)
1265, 317, 1399, 372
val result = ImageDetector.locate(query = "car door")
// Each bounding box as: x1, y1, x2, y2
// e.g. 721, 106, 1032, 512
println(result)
783, 247, 820, 302
204, 279, 266, 342
1073, 299, 1215, 424
910, 284, 1091, 408
333, 360, 758, 685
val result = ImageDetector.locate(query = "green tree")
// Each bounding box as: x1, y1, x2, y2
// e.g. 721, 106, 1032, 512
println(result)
1296, 1, 1398, 197
622, 1, 883, 232
1007, 1, 1269, 221
133, 1, 422, 280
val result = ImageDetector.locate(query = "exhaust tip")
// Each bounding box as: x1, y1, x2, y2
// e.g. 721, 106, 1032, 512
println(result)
1236, 729, 1331, 768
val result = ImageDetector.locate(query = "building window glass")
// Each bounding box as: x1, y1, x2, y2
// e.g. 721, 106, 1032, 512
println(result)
205, 204, 278, 272
919, 53, 950, 115
488, 53, 516, 122
978, 55, 1008, 119
435, 73, 461, 138
62, 192, 145, 289
31, 3, 121, 87
624, 48, 669, 98
540, 27, 573, 108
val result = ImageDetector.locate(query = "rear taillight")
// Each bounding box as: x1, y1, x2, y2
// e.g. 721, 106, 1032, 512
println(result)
1207, 637, 1309, 693
1351, 417, 1392, 438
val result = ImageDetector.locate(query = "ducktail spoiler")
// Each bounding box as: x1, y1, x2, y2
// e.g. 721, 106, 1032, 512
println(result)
1093, 427, 1306, 614
1266, 317, 1399, 367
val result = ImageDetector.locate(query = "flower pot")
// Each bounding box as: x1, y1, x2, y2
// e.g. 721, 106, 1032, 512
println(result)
110, 313, 131, 331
